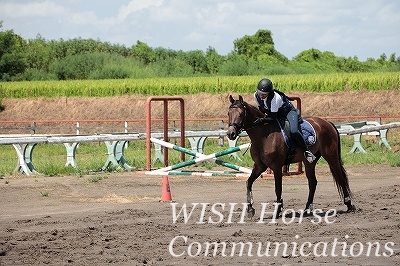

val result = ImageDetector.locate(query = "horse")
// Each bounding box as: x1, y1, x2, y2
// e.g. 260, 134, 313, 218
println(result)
227, 95, 355, 218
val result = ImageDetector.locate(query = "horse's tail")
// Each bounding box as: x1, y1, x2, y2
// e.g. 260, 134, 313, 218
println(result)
329, 121, 352, 199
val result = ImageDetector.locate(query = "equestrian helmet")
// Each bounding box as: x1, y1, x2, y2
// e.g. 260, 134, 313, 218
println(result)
257, 78, 273, 94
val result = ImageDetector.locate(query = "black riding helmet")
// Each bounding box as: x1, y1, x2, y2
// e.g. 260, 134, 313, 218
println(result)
257, 78, 273, 94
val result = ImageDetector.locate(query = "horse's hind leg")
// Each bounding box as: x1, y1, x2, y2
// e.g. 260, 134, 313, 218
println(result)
329, 161, 355, 212
325, 121, 356, 212
304, 164, 318, 213
324, 155, 355, 212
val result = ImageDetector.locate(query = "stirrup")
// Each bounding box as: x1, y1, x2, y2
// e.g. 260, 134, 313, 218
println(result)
304, 151, 316, 163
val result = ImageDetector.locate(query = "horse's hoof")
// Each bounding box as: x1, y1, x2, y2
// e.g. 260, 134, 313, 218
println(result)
303, 203, 313, 216
302, 209, 313, 217
273, 210, 282, 220
347, 204, 356, 212
247, 207, 255, 218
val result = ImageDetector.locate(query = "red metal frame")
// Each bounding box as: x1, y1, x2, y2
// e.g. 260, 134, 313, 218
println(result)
145, 96, 185, 171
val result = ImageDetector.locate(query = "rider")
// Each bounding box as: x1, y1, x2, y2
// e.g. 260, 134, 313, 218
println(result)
253, 78, 316, 163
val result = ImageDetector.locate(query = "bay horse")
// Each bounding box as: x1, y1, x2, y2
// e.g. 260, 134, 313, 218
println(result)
227, 95, 355, 218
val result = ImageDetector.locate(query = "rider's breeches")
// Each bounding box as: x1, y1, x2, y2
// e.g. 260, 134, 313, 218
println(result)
287, 109, 308, 151
287, 109, 300, 134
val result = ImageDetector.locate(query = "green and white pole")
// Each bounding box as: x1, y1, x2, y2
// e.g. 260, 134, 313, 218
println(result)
149, 137, 252, 174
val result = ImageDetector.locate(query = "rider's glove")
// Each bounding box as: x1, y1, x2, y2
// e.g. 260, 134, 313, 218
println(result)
254, 117, 273, 125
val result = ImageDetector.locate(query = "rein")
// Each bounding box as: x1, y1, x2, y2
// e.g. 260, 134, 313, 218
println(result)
228, 102, 259, 134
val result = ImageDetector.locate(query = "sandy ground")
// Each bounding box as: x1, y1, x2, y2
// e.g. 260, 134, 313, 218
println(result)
0, 164, 399, 265
1, 91, 399, 265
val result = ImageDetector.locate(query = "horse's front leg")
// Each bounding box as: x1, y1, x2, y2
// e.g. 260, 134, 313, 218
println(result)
246, 166, 264, 218
273, 170, 284, 219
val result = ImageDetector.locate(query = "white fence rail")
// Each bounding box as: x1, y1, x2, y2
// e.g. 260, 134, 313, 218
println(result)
1, 122, 399, 175
0, 131, 235, 175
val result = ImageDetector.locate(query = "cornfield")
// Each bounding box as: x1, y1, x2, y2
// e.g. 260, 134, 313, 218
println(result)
0, 72, 399, 98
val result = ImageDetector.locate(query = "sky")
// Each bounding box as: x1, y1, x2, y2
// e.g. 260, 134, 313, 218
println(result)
1, 0, 399, 61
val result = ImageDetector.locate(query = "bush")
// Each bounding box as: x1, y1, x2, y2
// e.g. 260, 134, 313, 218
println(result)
13, 68, 57, 81
149, 58, 193, 77
219, 55, 249, 76
49, 53, 107, 80
89, 65, 131, 79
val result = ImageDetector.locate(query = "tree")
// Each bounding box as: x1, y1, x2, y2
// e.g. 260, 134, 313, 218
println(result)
0, 21, 27, 80
25, 34, 53, 71
205, 46, 223, 74
219, 52, 249, 76
153, 47, 177, 61
294, 48, 323, 62
233, 29, 287, 63
131, 41, 155, 65
184, 50, 208, 74
388, 53, 396, 63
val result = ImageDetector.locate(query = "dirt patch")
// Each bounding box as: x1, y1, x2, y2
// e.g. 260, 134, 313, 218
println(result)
1, 90, 399, 121
0, 164, 399, 265
1, 91, 400, 264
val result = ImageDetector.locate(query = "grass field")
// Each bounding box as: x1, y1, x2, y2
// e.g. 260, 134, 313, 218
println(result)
0, 72, 399, 98
0, 135, 398, 177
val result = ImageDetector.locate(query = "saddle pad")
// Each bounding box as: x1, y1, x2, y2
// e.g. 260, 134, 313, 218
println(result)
301, 120, 317, 146
279, 119, 317, 150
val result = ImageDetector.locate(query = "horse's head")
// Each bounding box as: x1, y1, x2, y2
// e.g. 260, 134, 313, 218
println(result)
227, 95, 248, 140
227, 95, 266, 140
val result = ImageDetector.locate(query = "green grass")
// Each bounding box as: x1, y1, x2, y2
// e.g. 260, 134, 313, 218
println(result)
0, 72, 399, 98
88, 175, 109, 183
0, 135, 398, 177
40, 191, 49, 197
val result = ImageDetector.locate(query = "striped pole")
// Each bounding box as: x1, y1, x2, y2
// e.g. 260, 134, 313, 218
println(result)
145, 170, 249, 177
150, 137, 252, 174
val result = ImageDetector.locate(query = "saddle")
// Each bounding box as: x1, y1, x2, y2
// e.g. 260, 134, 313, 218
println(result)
275, 118, 316, 164
277, 118, 317, 150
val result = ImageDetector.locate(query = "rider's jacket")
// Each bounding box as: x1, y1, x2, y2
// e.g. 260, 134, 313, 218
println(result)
254, 89, 294, 119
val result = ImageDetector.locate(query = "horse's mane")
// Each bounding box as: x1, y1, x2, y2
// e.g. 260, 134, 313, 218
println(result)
240, 99, 265, 119
239, 97, 280, 131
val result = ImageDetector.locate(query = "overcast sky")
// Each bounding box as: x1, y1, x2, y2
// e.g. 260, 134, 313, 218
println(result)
1, 0, 399, 61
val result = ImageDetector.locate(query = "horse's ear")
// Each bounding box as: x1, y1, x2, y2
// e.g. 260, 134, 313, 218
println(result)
239, 95, 243, 103
229, 95, 235, 103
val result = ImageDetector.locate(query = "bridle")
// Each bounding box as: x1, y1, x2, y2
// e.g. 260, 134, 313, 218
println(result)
229, 100, 263, 135
228, 102, 247, 135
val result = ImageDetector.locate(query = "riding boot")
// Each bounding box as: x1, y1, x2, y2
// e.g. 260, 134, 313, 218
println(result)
292, 131, 316, 163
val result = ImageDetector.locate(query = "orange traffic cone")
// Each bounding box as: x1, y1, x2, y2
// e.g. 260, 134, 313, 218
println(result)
160, 175, 173, 202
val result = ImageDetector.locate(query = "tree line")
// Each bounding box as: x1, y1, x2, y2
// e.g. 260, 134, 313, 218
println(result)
1, 21, 399, 82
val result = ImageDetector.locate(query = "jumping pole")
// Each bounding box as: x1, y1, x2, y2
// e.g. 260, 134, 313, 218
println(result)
147, 137, 252, 175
